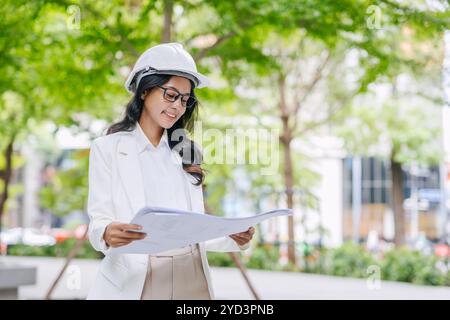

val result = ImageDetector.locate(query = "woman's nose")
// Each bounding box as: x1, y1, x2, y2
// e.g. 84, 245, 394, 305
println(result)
171, 97, 184, 110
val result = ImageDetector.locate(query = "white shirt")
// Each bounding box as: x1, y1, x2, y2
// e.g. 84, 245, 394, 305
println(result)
133, 123, 192, 211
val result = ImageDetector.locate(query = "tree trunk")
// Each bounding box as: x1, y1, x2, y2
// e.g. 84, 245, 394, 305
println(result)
0, 138, 15, 233
282, 126, 296, 265
278, 74, 296, 266
229, 252, 260, 300
391, 157, 406, 246
161, 0, 173, 43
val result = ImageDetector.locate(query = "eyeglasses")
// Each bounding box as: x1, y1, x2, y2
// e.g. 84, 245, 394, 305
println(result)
157, 85, 197, 109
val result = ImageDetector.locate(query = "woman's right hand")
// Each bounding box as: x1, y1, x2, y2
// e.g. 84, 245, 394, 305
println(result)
103, 222, 147, 248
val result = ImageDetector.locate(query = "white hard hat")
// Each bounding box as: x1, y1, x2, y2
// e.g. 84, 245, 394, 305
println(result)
124, 42, 210, 93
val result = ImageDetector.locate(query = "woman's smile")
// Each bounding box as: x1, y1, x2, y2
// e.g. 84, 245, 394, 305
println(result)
162, 109, 177, 120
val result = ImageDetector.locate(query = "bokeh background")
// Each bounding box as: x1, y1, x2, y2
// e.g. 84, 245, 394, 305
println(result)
1, 0, 450, 299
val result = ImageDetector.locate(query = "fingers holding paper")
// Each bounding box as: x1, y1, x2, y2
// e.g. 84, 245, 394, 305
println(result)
229, 226, 255, 246
103, 222, 147, 248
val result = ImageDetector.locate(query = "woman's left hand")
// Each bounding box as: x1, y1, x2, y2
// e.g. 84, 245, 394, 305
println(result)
229, 227, 255, 246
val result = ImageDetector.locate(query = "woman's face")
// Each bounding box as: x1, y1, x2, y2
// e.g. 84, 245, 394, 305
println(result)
140, 76, 192, 130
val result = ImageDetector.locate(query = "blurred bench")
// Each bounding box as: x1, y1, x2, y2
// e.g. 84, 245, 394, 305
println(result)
0, 264, 37, 299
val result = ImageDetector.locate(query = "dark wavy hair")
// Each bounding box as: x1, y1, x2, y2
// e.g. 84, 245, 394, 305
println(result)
107, 74, 204, 185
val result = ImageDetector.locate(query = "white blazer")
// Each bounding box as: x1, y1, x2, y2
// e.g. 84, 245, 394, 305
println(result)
86, 130, 248, 300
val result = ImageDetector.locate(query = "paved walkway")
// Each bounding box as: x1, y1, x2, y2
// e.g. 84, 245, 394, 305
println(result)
1, 256, 449, 300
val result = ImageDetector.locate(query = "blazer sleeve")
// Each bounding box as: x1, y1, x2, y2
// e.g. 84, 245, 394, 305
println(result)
87, 139, 114, 255
204, 236, 251, 252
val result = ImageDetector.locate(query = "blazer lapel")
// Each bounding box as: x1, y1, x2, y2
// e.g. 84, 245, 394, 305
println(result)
116, 135, 146, 218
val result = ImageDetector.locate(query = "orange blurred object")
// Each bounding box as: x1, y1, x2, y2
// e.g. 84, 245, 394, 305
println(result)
435, 244, 450, 257
53, 229, 72, 243
0, 242, 7, 255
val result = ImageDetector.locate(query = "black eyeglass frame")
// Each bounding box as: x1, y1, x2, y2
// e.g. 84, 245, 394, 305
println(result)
156, 85, 197, 109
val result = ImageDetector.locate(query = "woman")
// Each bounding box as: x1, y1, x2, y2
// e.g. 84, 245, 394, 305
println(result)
87, 43, 254, 300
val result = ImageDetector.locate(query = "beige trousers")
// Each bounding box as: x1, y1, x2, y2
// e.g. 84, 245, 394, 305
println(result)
140, 244, 211, 300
